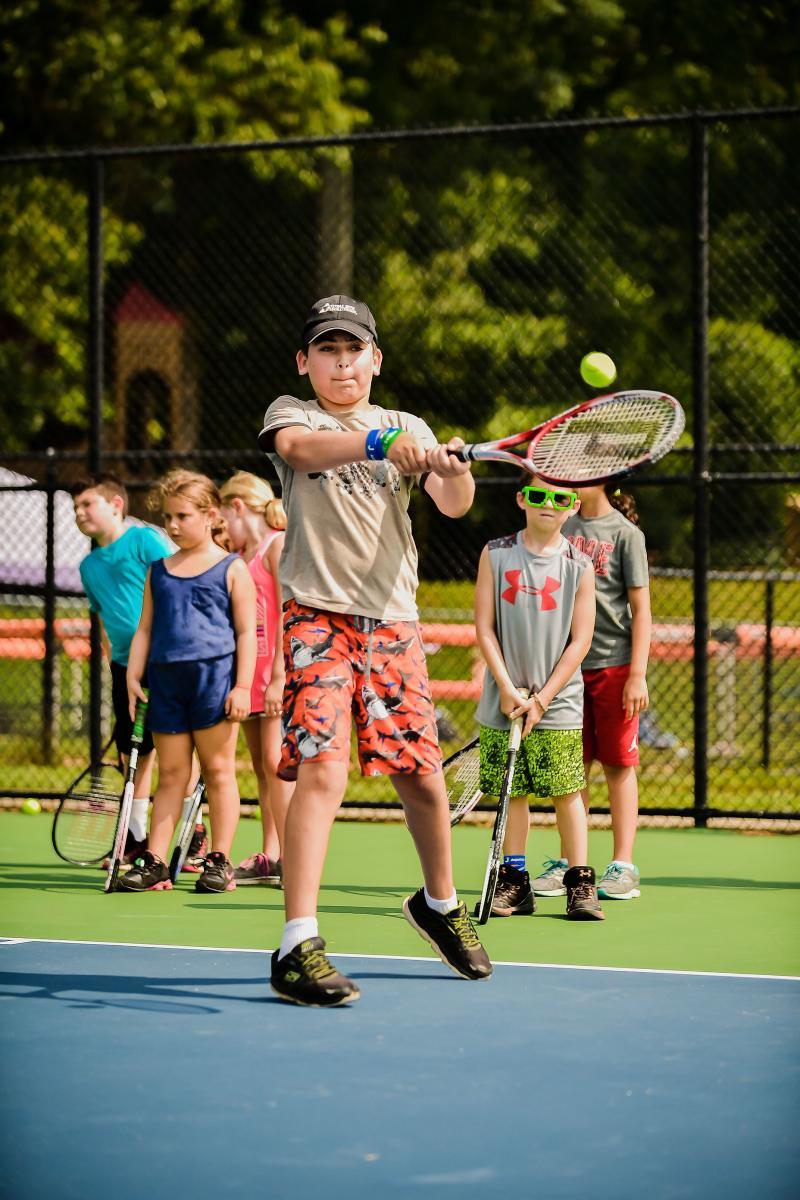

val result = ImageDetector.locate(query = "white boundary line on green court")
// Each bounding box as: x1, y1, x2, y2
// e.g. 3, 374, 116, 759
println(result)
2, 935, 798, 982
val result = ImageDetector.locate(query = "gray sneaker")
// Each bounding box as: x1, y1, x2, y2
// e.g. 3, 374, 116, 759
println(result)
597, 862, 641, 900
233, 853, 283, 887
531, 858, 568, 896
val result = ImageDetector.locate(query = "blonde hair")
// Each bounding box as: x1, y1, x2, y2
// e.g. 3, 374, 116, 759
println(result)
147, 469, 229, 547
218, 470, 287, 531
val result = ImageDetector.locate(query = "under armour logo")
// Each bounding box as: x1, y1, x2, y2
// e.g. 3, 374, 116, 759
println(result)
501, 570, 561, 610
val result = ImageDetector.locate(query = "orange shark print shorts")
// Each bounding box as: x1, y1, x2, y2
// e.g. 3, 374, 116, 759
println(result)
278, 600, 443, 781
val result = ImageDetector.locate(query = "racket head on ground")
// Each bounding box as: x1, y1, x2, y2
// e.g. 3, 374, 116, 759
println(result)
461, 391, 685, 486
443, 738, 482, 826
169, 779, 205, 883
51, 747, 122, 866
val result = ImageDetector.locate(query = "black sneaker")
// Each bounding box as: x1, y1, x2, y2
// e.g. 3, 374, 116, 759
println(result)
195, 850, 235, 893
182, 823, 208, 874
403, 889, 493, 980
270, 937, 360, 1007
117, 850, 172, 892
564, 866, 605, 921
490, 863, 536, 917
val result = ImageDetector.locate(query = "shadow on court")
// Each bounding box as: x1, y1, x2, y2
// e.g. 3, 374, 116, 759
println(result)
647, 875, 800, 890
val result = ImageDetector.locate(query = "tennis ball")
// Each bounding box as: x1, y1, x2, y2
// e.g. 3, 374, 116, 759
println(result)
580, 351, 617, 389
21, 798, 41, 815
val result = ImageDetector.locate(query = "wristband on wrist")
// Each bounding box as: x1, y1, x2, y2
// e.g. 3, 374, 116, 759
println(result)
379, 427, 404, 456
365, 428, 385, 461
533, 692, 548, 715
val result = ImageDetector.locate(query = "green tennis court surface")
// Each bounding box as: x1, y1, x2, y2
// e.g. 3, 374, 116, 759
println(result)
2, 813, 798, 977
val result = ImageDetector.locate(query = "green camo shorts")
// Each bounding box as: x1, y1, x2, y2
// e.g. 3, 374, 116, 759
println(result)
479, 725, 586, 799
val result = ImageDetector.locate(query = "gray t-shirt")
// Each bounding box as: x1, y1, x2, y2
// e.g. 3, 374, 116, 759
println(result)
261, 394, 437, 621
476, 532, 593, 731
562, 509, 649, 669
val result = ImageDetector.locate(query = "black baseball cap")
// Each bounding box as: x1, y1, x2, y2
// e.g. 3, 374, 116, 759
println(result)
301, 295, 378, 347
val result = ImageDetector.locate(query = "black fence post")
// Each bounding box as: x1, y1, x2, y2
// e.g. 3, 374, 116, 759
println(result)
88, 155, 105, 763
762, 577, 774, 768
691, 117, 710, 828
42, 448, 57, 764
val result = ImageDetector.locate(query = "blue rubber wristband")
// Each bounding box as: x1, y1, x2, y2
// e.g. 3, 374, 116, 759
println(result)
365, 428, 385, 461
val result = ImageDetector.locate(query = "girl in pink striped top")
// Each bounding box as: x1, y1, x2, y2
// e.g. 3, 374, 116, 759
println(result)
220, 471, 292, 885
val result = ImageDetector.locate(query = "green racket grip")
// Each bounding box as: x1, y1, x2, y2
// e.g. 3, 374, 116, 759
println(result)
131, 692, 149, 744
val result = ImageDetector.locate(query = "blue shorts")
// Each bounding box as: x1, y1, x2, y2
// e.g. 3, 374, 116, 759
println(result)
148, 654, 235, 734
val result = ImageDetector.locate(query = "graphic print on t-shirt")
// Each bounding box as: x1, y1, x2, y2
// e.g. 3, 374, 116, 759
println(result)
501, 569, 561, 610
565, 535, 615, 577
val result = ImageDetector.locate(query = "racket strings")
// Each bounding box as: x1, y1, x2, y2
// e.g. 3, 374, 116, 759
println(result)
533, 393, 684, 479
443, 744, 482, 823
56, 766, 121, 861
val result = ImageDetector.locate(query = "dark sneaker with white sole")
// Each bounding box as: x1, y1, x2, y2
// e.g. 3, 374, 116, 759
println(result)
564, 865, 605, 920
490, 863, 536, 917
117, 850, 172, 891
403, 889, 492, 980
270, 937, 360, 1007
195, 850, 235, 893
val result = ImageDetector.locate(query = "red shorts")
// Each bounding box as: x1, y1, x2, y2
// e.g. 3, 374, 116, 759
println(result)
278, 600, 442, 781
582, 664, 640, 767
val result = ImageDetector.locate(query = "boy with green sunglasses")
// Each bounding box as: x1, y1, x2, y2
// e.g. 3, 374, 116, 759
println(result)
474, 475, 604, 921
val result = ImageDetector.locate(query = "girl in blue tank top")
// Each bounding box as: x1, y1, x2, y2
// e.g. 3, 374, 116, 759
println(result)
123, 470, 256, 894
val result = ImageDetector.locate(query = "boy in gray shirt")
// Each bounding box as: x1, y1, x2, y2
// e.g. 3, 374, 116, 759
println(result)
474, 477, 603, 921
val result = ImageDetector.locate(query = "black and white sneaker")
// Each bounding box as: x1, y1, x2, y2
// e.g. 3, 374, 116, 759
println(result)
270, 938, 360, 1007
490, 863, 536, 917
117, 850, 172, 891
195, 850, 235, 893
403, 889, 493, 980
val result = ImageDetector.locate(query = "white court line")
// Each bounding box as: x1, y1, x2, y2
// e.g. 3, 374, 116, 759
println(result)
3, 935, 799, 982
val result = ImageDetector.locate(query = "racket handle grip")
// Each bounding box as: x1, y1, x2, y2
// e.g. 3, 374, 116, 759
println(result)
447, 446, 473, 462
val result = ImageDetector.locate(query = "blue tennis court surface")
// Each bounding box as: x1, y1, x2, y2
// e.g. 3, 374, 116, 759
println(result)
1, 938, 798, 1199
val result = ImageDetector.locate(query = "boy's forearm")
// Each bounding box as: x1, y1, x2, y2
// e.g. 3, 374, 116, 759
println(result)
276, 428, 372, 473
425, 472, 475, 518
539, 641, 590, 709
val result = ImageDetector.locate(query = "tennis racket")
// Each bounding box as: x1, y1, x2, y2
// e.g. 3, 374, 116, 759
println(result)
452, 390, 685, 486
475, 693, 527, 925
168, 777, 206, 883
104, 694, 149, 893
443, 738, 482, 825
51, 736, 121, 866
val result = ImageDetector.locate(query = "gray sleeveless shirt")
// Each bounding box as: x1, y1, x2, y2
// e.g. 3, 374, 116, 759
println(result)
475, 532, 592, 731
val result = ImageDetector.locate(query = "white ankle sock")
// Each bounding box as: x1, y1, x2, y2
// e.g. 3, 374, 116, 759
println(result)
129, 798, 150, 842
278, 917, 319, 960
424, 887, 458, 915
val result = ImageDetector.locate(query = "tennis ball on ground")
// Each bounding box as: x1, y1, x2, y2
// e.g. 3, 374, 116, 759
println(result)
580, 351, 617, 388
21, 798, 41, 815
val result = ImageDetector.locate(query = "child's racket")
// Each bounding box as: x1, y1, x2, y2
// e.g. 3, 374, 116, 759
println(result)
104, 694, 149, 893
475, 693, 527, 926
451, 390, 685, 486
442, 738, 482, 826
168, 778, 206, 883
51, 736, 121, 866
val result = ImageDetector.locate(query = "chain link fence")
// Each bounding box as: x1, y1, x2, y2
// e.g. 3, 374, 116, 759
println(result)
1, 110, 799, 823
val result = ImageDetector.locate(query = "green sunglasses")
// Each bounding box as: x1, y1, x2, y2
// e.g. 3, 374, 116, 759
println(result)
520, 485, 578, 510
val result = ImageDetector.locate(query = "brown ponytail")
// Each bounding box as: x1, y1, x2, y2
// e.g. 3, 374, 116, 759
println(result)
607, 485, 640, 527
